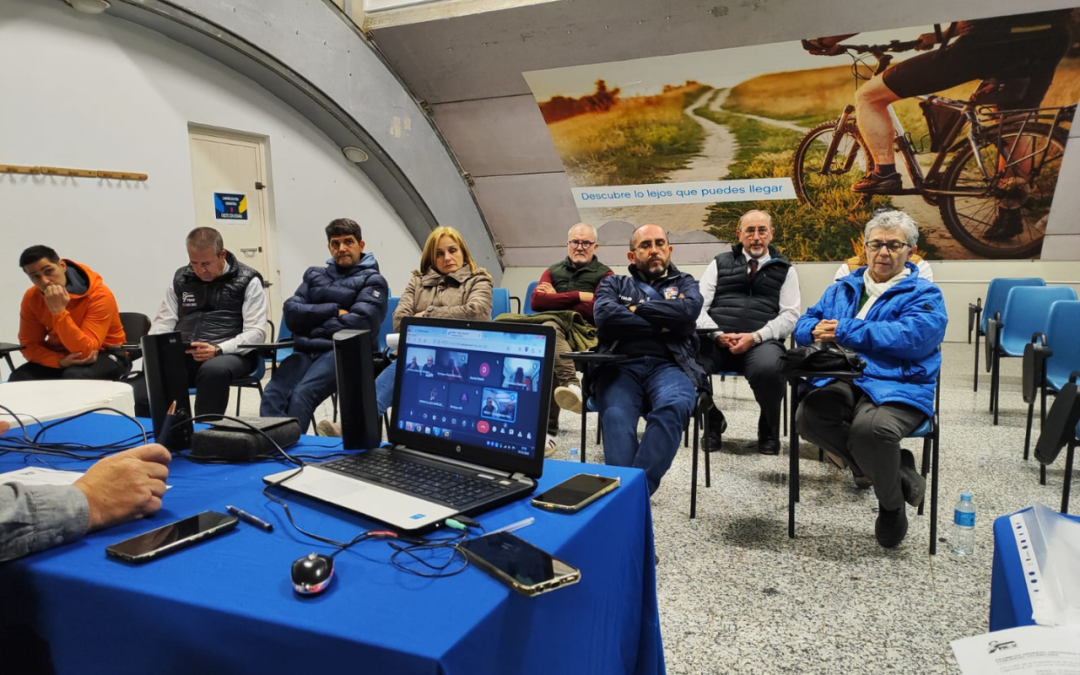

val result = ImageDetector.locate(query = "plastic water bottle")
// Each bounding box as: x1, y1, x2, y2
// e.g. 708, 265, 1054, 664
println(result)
952, 492, 976, 556
568, 447, 580, 463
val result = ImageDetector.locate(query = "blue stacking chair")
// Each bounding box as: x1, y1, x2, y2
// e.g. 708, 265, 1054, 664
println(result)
988, 286, 1077, 424
969, 278, 1044, 392
523, 281, 540, 315
786, 361, 942, 554
491, 288, 511, 319
265, 319, 294, 374
1023, 301, 1080, 476
377, 297, 401, 354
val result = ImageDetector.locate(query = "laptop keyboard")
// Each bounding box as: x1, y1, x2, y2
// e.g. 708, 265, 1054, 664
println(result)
322, 453, 512, 508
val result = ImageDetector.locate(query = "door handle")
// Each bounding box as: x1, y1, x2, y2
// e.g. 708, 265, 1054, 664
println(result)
240, 247, 260, 257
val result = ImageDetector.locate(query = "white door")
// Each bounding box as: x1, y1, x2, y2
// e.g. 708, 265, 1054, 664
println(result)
188, 128, 278, 323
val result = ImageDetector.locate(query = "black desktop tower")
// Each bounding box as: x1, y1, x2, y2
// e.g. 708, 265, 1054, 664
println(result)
141, 331, 192, 450
334, 329, 381, 450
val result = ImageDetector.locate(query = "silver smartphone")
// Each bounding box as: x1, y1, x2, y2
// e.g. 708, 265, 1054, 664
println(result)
105, 511, 238, 563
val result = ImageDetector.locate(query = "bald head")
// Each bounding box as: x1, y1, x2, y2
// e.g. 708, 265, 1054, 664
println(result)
628, 224, 672, 280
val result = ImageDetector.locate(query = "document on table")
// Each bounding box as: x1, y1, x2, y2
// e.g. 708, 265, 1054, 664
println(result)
952, 625, 1080, 674
0, 466, 82, 486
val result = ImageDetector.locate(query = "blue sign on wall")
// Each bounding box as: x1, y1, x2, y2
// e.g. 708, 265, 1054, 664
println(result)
214, 192, 248, 221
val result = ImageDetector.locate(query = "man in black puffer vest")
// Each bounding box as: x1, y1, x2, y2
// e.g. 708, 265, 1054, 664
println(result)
696, 211, 800, 455
260, 219, 388, 433
133, 227, 268, 418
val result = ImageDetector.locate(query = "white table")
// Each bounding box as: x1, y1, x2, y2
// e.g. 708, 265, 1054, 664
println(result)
0, 380, 135, 425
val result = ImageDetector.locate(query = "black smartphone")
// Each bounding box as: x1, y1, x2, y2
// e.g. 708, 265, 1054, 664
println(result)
459, 532, 580, 597
531, 474, 620, 513
105, 511, 238, 563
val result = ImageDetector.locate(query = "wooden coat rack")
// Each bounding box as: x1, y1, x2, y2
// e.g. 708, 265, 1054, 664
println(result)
0, 164, 148, 181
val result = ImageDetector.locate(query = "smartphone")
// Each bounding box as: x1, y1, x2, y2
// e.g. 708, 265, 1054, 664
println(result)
531, 474, 620, 513
459, 532, 580, 597
105, 511, 238, 563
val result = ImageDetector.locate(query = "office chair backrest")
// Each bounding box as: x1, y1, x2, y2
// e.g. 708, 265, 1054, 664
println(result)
491, 288, 510, 319
1046, 301, 1080, 388
984, 278, 1044, 333
524, 281, 539, 315
119, 312, 151, 344
1000, 286, 1077, 353
378, 297, 401, 352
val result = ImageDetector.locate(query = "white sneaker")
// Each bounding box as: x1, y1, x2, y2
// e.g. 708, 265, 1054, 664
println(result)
316, 419, 341, 437
544, 437, 558, 458
554, 383, 583, 414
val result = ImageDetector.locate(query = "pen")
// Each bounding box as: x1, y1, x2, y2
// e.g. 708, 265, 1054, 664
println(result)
488, 517, 534, 535
226, 505, 274, 532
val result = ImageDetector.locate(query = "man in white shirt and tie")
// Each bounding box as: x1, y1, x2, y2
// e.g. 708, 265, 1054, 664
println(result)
696, 210, 801, 455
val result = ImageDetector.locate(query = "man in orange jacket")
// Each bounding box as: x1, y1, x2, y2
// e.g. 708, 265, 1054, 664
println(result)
11, 245, 131, 382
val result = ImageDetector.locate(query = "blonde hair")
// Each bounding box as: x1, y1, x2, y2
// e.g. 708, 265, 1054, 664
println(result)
419, 226, 478, 275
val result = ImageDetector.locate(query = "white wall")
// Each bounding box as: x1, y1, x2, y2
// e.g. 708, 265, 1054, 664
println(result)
501, 259, 1080, 344
0, 0, 420, 366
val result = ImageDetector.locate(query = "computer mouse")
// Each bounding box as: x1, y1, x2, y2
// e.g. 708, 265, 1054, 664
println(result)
291, 553, 334, 596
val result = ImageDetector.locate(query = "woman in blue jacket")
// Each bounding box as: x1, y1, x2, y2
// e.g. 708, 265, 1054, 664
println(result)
795, 210, 947, 548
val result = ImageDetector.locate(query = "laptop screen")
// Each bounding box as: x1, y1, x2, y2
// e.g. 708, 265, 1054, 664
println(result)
390, 318, 555, 477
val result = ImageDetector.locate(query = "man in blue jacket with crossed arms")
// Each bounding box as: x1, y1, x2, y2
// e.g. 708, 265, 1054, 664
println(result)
795, 209, 947, 548
592, 224, 706, 496
261, 218, 389, 433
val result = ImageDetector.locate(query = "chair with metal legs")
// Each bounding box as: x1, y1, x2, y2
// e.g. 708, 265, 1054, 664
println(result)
786, 368, 942, 554
969, 278, 1044, 393
987, 286, 1076, 425
1022, 301, 1080, 485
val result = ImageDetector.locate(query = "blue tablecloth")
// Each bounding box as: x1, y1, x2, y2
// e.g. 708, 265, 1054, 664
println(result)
990, 509, 1080, 631
0, 414, 664, 674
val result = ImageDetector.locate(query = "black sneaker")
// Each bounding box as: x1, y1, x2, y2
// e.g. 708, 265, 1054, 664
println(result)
984, 208, 1024, 240
899, 449, 926, 507
875, 505, 908, 548
852, 172, 902, 194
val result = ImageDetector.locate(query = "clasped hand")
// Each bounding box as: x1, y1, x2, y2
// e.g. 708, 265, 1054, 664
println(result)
715, 332, 754, 355
185, 342, 218, 362
812, 319, 838, 343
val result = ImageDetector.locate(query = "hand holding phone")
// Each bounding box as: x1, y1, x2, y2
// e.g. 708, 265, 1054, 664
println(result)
531, 474, 619, 513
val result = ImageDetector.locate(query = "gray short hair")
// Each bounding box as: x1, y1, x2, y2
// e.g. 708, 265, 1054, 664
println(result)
568, 223, 598, 242
186, 227, 224, 255
864, 210, 919, 247
738, 210, 772, 229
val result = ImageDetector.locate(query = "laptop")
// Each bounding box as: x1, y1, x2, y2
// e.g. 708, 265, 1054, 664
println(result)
263, 317, 556, 531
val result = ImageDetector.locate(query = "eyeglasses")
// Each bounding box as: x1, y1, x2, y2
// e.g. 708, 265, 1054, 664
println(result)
567, 240, 596, 249
865, 240, 911, 253
741, 227, 770, 236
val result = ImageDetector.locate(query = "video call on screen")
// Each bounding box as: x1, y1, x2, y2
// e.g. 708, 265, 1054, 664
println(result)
396, 341, 544, 457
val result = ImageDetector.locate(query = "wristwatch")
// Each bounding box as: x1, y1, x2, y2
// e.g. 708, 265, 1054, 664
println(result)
752, 332, 763, 345
214, 346, 223, 357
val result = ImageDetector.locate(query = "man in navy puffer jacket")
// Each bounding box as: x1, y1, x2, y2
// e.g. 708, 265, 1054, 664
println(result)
260, 219, 389, 432
795, 210, 946, 548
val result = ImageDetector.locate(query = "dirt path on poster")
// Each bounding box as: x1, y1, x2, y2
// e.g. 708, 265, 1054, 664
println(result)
579, 90, 738, 232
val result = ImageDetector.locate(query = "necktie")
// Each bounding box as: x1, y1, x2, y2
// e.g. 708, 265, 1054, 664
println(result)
749, 259, 759, 277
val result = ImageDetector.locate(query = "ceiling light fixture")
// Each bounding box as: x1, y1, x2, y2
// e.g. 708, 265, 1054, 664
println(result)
66, 0, 111, 14
342, 146, 370, 163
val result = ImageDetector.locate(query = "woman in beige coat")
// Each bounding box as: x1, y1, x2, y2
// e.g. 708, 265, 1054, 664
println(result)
316, 227, 492, 436
392, 226, 493, 332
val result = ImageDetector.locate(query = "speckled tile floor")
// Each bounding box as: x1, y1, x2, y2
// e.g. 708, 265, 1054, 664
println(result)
231, 342, 1065, 674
